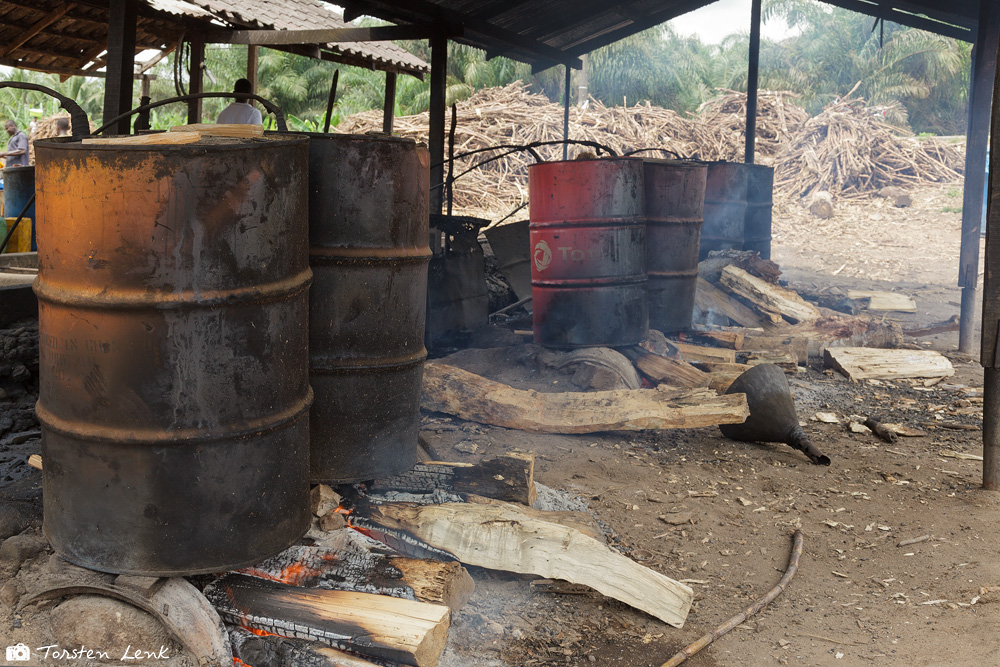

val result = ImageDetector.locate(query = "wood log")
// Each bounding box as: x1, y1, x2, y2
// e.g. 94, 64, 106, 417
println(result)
847, 290, 917, 312
463, 493, 605, 541
719, 266, 821, 325
742, 332, 810, 364
675, 330, 745, 349
369, 502, 694, 628
370, 452, 537, 506
695, 277, 775, 330
823, 347, 955, 381
671, 341, 737, 364
170, 122, 264, 137
239, 531, 474, 612
205, 574, 449, 667
619, 346, 710, 389
742, 351, 799, 371
81, 131, 201, 145
421, 362, 749, 433
235, 633, 384, 667
904, 315, 960, 338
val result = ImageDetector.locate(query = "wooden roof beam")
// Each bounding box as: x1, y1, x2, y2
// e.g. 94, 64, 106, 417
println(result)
819, 0, 974, 41
0, 2, 76, 58
203, 23, 460, 46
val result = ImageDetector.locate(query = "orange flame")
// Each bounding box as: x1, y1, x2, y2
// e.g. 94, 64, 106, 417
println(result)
244, 625, 282, 638
241, 560, 322, 586
233, 658, 253, 667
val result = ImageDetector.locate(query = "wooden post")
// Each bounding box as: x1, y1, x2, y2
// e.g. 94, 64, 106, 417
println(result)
246, 44, 258, 91
562, 63, 571, 160
383, 71, 397, 134
102, 0, 137, 135
577, 53, 589, 107
140, 73, 150, 99
429, 35, 447, 214
981, 2, 1000, 491
187, 34, 205, 124
744, 0, 762, 165
961, 4, 1000, 354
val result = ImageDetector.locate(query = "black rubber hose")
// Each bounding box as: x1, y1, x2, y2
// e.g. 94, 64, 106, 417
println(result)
96, 92, 288, 134
0, 82, 89, 138
0, 195, 36, 254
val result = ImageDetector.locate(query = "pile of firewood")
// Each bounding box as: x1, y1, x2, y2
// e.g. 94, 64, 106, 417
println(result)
773, 97, 965, 199
27, 113, 69, 164
696, 89, 810, 161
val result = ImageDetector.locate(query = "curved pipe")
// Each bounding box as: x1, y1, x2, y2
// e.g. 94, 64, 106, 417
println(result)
0, 82, 89, 138
96, 92, 287, 134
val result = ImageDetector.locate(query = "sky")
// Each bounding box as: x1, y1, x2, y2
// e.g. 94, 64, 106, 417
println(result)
668, 0, 798, 44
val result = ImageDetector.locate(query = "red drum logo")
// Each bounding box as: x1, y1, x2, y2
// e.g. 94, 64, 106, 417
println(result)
533, 240, 552, 272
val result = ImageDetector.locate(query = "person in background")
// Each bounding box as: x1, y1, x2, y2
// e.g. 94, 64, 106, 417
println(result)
1, 121, 29, 166
55, 117, 70, 136
217, 79, 263, 125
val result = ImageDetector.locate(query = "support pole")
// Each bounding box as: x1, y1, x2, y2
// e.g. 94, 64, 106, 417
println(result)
577, 53, 589, 107
744, 0, 762, 165
985, 368, 1000, 490
960, 5, 1000, 353
562, 63, 571, 160
429, 35, 447, 214
247, 45, 259, 91
102, 0, 137, 135
187, 34, 205, 124
383, 71, 397, 134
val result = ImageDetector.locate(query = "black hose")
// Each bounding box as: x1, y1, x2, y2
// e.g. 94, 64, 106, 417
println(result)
0, 82, 89, 138
0, 195, 36, 255
96, 92, 288, 134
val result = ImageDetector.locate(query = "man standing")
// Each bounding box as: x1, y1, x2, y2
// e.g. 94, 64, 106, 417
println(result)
217, 79, 263, 125
2, 121, 29, 166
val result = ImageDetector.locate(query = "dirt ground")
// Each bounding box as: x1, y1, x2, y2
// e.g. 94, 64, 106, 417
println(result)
1, 181, 997, 667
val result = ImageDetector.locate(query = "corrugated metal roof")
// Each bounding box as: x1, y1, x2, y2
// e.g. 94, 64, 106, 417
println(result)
342, 0, 982, 71
0, 0, 427, 78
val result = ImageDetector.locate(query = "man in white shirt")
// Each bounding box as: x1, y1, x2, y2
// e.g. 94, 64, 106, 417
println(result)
217, 78, 263, 125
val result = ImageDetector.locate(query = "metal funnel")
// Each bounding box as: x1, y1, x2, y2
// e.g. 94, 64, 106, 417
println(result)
720, 363, 831, 465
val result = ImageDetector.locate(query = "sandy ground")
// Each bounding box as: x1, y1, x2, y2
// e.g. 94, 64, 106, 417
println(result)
2, 181, 997, 667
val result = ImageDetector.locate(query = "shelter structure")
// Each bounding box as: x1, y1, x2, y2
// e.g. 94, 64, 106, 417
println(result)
1, 0, 999, 487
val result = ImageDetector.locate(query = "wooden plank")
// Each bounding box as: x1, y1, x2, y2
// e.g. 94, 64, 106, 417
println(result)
205, 574, 449, 667
904, 315, 960, 338
369, 502, 694, 628
239, 534, 474, 612
421, 362, 749, 433
82, 132, 201, 145
370, 452, 536, 506
847, 290, 917, 313
619, 346, 710, 389
823, 347, 955, 381
169, 122, 263, 137
742, 332, 810, 364
719, 265, 821, 324
676, 330, 744, 349
672, 341, 737, 364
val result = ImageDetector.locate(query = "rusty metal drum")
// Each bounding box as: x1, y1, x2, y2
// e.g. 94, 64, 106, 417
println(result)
304, 133, 430, 483
643, 160, 706, 332
529, 158, 647, 348
700, 161, 748, 260
745, 164, 774, 259
33, 135, 312, 576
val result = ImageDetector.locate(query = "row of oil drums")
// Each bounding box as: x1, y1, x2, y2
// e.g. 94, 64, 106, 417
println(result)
32, 132, 429, 576
528, 157, 772, 348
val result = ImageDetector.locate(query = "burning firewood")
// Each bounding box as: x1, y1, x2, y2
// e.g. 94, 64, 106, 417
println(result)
365, 501, 694, 628
370, 452, 537, 506
205, 574, 450, 667
421, 362, 749, 433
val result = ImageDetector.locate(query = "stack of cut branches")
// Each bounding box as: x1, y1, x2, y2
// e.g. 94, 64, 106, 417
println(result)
28, 113, 70, 164
697, 90, 810, 161
773, 98, 964, 200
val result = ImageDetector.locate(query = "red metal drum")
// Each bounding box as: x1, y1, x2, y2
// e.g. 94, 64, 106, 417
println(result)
528, 158, 647, 348
644, 160, 707, 332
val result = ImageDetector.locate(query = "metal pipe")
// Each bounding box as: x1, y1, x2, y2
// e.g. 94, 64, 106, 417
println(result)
985, 367, 1000, 490
562, 63, 571, 161
383, 71, 397, 134
744, 0, 762, 165
0, 82, 89, 137
429, 35, 448, 214
323, 69, 339, 134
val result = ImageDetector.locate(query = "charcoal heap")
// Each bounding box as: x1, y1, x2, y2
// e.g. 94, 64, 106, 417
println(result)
0, 320, 40, 483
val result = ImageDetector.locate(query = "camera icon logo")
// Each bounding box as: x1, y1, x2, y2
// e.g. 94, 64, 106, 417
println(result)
5, 643, 30, 661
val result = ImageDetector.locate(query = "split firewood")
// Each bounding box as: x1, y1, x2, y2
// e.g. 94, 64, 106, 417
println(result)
695, 277, 777, 330
240, 533, 474, 612
370, 452, 537, 506
847, 290, 917, 313
742, 350, 799, 371
205, 574, 450, 667
904, 315, 960, 338
27, 454, 42, 470
463, 493, 605, 541
742, 332, 810, 364
719, 266, 821, 325
863, 416, 899, 443
689, 362, 753, 393
368, 501, 694, 628
421, 362, 749, 433
81, 131, 202, 145
169, 122, 264, 137
235, 633, 383, 667
824, 347, 954, 381
675, 330, 745, 349
671, 341, 737, 364
619, 346, 711, 389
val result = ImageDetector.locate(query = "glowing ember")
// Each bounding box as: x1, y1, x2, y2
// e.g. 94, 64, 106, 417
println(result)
240, 561, 322, 586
